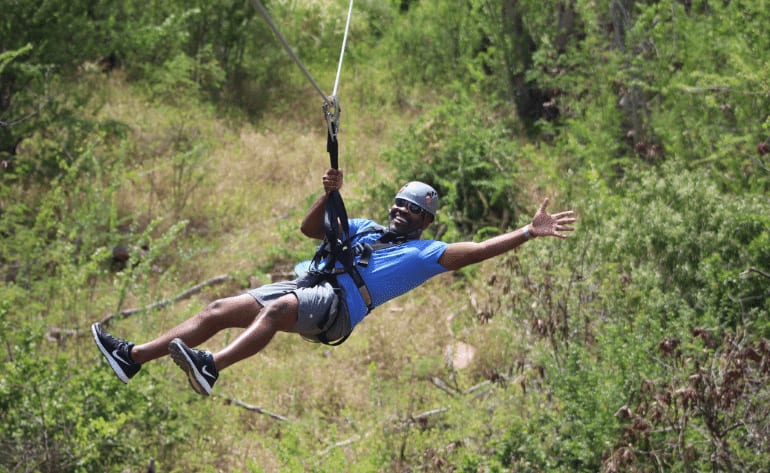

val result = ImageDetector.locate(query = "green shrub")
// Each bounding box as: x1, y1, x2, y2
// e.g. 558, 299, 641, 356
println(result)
600, 162, 769, 332
0, 294, 195, 473
480, 161, 770, 472
378, 91, 523, 240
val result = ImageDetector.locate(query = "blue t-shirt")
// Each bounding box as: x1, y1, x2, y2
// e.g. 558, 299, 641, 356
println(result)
331, 218, 449, 327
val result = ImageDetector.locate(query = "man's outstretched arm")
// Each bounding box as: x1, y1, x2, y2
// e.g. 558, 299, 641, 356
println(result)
438, 198, 576, 271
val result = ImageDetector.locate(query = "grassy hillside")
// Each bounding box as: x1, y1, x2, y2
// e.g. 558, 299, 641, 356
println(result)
2, 1, 769, 472
158, 75, 543, 471
6, 69, 538, 471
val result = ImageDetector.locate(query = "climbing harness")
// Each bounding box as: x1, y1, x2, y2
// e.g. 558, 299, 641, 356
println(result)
309, 226, 383, 310
302, 225, 414, 346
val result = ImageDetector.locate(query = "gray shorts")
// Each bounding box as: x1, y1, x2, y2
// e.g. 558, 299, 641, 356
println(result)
247, 273, 351, 341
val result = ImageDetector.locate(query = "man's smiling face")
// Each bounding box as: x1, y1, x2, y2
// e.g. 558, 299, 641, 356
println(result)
388, 198, 431, 235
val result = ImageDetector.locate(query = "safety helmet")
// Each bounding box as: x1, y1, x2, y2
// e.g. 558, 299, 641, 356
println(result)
395, 181, 439, 217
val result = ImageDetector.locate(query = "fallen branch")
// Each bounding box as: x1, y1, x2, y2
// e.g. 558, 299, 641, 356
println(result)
741, 267, 770, 280
225, 397, 294, 423
45, 327, 79, 343
431, 377, 458, 396
318, 407, 450, 456
403, 407, 450, 429
464, 380, 492, 395
46, 274, 234, 341
680, 85, 763, 96
315, 377, 525, 455
99, 274, 232, 325
318, 432, 373, 456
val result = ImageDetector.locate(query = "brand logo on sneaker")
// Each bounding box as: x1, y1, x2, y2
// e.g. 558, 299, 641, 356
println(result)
202, 365, 216, 380
112, 349, 131, 366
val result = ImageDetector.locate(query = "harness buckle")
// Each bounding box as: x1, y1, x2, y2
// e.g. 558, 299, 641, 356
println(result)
357, 243, 374, 267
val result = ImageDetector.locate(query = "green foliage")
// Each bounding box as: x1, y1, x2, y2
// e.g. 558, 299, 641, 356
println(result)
379, 90, 523, 239
0, 133, 197, 471
118, 3, 235, 101
143, 48, 225, 104
470, 159, 770, 471
0, 0, 114, 68
2, 0, 770, 471
1, 1, 118, 179
378, 1, 484, 86
2, 144, 119, 286
627, 0, 770, 190
596, 162, 769, 332
0, 293, 195, 472
603, 329, 770, 472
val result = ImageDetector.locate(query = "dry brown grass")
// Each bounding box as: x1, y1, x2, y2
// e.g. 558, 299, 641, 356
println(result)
84, 70, 523, 472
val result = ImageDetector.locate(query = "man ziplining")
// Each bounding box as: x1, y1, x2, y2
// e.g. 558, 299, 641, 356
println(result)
91, 170, 576, 395
91, 0, 576, 396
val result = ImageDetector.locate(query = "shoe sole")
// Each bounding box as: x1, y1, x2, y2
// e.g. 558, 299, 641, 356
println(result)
91, 323, 131, 384
168, 339, 212, 396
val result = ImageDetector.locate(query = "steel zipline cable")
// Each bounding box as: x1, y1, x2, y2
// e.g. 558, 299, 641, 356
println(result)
250, 0, 354, 157
249, 0, 354, 107
332, 0, 354, 98
248, 0, 329, 101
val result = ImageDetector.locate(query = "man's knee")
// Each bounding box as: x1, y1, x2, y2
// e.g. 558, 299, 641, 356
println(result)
200, 295, 261, 329
201, 297, 242, 321
260, 295, 299, 331
203, 298, 227, 317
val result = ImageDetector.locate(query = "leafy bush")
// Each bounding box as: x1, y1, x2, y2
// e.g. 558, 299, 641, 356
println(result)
599, 162, 769, 332
379, 91, 523, 239
482, 161, 770, 471
0, 291, 198, 473
0, 133, 197, 471
377, 1, 483, 89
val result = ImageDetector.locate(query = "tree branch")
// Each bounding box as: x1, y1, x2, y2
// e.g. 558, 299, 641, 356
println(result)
47, 274, 234, 342
402, 407, 450, 429
741, 267, 770, 280
680, 86, 763, 96
431, 377, 458, 396
224, 397, 294, 422
99, 274, 232, 325
317, 407, 451, 456
318, 432, 372, 456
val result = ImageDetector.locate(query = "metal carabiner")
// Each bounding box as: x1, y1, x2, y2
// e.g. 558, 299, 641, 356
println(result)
323, 95, 341, 141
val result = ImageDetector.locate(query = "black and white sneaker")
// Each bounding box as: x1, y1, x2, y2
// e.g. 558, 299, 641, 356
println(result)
168, 338, 218, 396
91, 322, 141, 383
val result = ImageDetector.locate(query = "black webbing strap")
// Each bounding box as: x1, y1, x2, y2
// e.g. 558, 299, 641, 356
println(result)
323, 119, 351, 267
317, 332, 349, 346
327, 118, 340, 170
319, 119, 385, 314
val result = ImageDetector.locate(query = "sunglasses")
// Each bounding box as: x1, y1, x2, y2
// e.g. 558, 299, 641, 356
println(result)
394, 198, 424, 215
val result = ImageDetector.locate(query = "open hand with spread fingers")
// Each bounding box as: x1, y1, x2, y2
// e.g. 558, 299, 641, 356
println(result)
529, 198, 577, 239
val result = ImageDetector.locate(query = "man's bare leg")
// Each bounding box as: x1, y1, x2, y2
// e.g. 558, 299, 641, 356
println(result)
130, 293, 263, 364
213, 293, 299, 371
